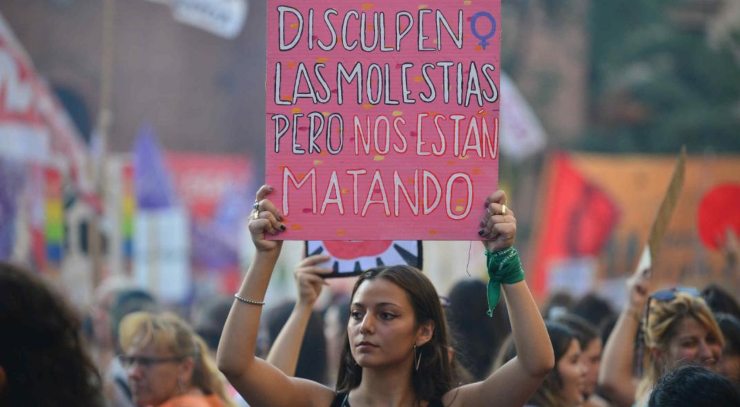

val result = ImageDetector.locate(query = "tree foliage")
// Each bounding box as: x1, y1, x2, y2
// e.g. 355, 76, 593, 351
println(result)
583, 1, 740, 153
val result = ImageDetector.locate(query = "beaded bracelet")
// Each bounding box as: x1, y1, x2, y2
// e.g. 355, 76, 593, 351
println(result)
234, 294, 265, 306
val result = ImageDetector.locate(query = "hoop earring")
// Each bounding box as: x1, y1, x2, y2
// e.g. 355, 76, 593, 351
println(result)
177, 377, 186, 394
413, 344, 422, 372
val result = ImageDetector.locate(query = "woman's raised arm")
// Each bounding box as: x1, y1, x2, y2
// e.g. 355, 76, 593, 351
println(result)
445, 190, 554, 407
598, 269, 651, 407
266, 254, 332, 376
217, 185, 334, 407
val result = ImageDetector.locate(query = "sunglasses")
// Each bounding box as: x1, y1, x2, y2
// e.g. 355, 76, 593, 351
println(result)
650, 286, 700, 302
118, 355, 186, 369
644, 286, 701, 326
636, 286, 701, 375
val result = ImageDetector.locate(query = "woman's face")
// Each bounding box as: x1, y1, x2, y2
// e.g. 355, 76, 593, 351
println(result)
124, 341, 188, 407
663, 316, 722, 370
557, 339, 586, 407
348, 278, 430, 370
580, 338, 602, 397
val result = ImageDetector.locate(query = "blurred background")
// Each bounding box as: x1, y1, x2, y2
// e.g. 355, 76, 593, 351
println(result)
1, 0, 738, 312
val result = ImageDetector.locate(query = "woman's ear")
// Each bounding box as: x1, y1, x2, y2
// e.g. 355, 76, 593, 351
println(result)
649, 347, 665, 367
416, 320, 435, 347
179, 357, 196, 383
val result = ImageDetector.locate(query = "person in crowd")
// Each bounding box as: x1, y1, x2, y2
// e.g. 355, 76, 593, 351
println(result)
324, 294, 352, 386
85, 275, 134, 373
217, 185, 554, 407
194, 296, 235, 355
647, 364, 739, 407
119, 311, 234, 407
701, 284, 740, 318
570, 293, 616, 335
266, 300, 329, 384
555, 314, 610, 407
193, 296, 251, 407
599, 272, 725, 407
446, 279, 511, 381
542, 292, 575, 321
715, 313, 740, 384
0, 261, 105, 407
495, 322, 586, 407
106, 288, 159, 407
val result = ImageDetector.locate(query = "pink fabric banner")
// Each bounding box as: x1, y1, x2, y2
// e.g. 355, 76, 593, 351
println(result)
266, 0, 500, 240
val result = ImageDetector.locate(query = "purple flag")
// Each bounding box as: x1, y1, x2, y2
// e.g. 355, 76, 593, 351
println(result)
0, 158, 26, 260
133, 125, 178, 210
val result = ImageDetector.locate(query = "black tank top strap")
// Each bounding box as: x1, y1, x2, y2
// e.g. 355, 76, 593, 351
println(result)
330, 391, 349, 407
329, 392, 444, 407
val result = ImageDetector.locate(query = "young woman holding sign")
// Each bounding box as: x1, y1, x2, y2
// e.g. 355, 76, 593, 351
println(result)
217, 185, 553, 407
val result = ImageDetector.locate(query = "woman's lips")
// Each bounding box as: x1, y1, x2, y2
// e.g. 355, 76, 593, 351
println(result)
356, 341, 378, 351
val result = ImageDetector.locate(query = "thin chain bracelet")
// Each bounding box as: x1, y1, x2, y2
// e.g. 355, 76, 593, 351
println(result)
233, 294, 265, 306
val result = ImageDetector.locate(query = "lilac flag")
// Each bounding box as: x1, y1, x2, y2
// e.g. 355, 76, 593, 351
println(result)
133, 125, 178, 210
0, 158, 26, 260
192, 183, 250, 271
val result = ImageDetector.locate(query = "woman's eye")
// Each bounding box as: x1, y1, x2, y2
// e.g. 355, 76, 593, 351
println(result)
380, 312, 396, 320
350, 311, 363, 320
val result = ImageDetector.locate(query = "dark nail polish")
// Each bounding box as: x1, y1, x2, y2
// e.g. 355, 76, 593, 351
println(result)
478, 230, 485, 236
280, 224, 286, 231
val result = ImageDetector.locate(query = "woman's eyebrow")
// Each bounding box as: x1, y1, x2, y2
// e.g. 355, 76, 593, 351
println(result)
352, 301, 401, 308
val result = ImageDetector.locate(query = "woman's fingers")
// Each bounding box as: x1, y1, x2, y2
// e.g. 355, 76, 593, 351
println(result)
298, 273, 326, 287
485, 189, 507, 206
255, 210, 283, 235
299, 254, 331, 268
254, 185, 274, 202
250, 185, 286, 234
481, 222, 516, 241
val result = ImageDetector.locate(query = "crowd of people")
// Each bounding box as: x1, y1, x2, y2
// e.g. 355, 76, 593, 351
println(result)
0, 184, 738, 407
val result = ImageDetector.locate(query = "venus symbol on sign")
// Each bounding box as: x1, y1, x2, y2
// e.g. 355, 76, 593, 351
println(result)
470, 12, 496, 49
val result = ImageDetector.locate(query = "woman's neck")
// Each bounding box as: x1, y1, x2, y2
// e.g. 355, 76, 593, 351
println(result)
351, 365, 420, 407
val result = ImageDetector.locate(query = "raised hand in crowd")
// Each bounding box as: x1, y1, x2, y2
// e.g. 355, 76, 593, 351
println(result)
266, 254, 332, 376
598, 266, 651, 407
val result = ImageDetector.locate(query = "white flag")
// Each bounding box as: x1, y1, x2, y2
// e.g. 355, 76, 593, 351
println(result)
171, 0, 248, 39
500, 71, 547, 161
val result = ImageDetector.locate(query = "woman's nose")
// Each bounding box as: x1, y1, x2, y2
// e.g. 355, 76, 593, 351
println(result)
360, 314, 374, 334
697, 341, 716, 361
126, 362, 144, 380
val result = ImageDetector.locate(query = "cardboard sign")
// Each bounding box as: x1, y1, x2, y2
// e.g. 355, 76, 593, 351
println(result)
266, 0, 501, 240
636, 146, 686, 277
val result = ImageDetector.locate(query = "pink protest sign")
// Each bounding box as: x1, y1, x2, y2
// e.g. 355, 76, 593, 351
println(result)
266, 0, 500, 240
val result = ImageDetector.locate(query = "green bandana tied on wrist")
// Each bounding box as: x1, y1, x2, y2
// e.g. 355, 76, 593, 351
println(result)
485, 246, 525, 317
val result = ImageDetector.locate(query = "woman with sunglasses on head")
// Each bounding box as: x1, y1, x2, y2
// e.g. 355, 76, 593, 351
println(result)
217, 185, 554, 407
599, 271, 724, 407
119, 312, 235, 407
